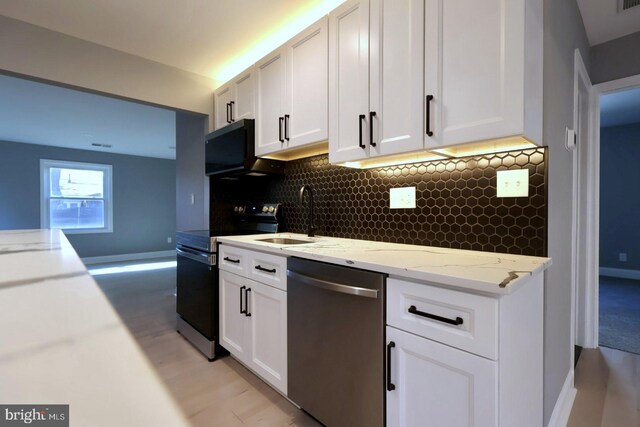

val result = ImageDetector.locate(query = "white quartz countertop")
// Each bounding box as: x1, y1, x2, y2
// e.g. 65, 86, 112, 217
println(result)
0, 230, 188, 426
216, 233, 552, 295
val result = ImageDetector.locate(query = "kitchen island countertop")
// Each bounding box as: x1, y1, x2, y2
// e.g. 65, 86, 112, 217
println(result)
0, 229, 188, 426
217, 233, 552, 295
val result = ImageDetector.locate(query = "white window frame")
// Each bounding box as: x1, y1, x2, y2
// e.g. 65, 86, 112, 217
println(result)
40, 159, 113, 234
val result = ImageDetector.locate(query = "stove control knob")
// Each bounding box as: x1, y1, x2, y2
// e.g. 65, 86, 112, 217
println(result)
268, 206, 275, 213
239, 206, 244, 213
233, 206, 239, 212
262, 206, 268, 213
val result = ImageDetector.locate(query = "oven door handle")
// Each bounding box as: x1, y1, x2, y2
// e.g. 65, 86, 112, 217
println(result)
287, 270, 379, 298
176, 247, 215, 266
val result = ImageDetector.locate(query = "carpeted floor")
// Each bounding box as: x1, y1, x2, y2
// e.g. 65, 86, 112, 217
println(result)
599, 275, 640, 355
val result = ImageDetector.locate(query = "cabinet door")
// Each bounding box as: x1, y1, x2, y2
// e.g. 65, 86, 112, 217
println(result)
256, 47, 287, 155
387, 326, 497, 427
286, 16, 328, 148
219, 270, 249, 362
246, 279, 287, 394
369, 0, 425, 157
425, 0, 524, 147
328, 0, 371, 164
214, 84, 234, 130
232, 67, 255, 121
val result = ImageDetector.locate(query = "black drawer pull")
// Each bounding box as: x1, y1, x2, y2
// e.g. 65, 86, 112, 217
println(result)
284, 114, 290, 141
240, 285, 246, 314
425, 95, 434, 136
279, 117, 284, 142
223, 257, 240, 264
255, 265, 276, 273
369, 111, 377, 147
245, 288, 252, 317
226, 102, 231, 123
387, 341, 396, 391
408, 305, 463, 326
229, 101, 235, 122
358, 114, 366, 149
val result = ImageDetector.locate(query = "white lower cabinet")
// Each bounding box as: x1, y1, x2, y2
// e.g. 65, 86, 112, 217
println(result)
219, 246, 287, 395
386, 326, 497, 427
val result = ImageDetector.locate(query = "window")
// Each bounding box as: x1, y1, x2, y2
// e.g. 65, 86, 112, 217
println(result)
40, 159, 113, 233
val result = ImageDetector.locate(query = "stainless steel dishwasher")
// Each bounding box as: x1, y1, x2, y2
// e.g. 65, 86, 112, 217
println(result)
287, 257, 386, 427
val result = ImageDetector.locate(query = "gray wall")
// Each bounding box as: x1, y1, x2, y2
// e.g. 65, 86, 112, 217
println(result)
543, 0, 591, 423
599, 122, 640, 270
0, 15, 215, 128
176, 112, 209, 231
0, 140, 176, 258
591, 30, 640, 84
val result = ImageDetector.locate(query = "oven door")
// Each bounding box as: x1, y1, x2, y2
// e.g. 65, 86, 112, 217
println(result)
176, 246, 218, 340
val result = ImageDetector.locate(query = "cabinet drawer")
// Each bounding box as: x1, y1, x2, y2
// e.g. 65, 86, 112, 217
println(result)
387, 277, 498, 360
219, 245, 248, 276
248, 250, 287, 291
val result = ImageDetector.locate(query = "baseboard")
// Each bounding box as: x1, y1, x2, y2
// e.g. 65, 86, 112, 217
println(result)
547, 370, 577, 427
599, 267, 640, 280
81, 250, 176, 265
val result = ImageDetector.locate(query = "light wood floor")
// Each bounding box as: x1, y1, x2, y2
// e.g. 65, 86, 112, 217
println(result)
92, 261, 320, 427
568, 346, 640, 427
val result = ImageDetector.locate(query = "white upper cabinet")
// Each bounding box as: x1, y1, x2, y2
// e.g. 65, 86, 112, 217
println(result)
424, 0, 542, 148
330, 0, 542, 164
328, 0, 370, 163
214, 67, 255, 130
256, 17, 329, 156
370, 0, 425, 157
256, 48, 287, 155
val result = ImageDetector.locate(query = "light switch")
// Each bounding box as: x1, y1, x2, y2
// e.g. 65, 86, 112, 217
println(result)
496, 169, 529, 198
390, 187, 416, 209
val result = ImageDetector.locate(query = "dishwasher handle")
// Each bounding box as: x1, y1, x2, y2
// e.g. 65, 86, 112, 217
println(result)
176, 247, 215, 266
287, 270, 379, 299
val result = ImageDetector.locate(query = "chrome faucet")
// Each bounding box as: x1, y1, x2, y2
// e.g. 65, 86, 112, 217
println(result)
299, 185, 316, 237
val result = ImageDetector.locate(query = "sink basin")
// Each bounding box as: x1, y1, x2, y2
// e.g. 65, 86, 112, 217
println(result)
256, 237, 315, 245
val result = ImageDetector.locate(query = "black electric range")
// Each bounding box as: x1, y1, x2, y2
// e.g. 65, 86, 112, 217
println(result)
175, 203, 281, 360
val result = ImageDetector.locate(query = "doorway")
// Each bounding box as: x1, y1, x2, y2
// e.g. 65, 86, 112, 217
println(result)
597, 85, 640, 355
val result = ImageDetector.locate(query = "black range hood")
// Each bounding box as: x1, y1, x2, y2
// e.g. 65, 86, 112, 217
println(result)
205, 119, 284, 178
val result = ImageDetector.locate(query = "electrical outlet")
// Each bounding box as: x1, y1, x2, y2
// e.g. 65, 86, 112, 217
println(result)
167, 237, 172, 244
496, 169, 529, 198
390, 187, 416, 209
619, 252, 627, 262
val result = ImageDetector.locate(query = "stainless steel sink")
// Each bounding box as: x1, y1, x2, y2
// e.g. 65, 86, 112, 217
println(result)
256, 237, 315, 245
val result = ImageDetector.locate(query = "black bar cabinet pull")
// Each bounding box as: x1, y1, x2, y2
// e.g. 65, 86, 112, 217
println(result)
408, 305, 463, 326
245, 288, 252, 317
369, 111, 377, 147
358, 114, 366, 149
223, 256, 240, 264
240, 285, 246, 314
279, 117, 284, 142
425, 95, 434, 136
387, 341, 396, 391
284, 114, 290, 141
255, 265, 276, 273
226, 103, 231, 123
229, 101, 235, 122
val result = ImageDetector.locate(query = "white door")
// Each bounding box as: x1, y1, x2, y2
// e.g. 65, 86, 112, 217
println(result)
328, 0, 371, 164
386, 326, 497, 427
369, 0, 425, 157
246, 279, 287, 394
219, 270, 249, 362
256, 47, 287, 155
286, 16, 329, 148
232, 67, 255, 121
424, 0, 524, 147
214, 83, 234, 130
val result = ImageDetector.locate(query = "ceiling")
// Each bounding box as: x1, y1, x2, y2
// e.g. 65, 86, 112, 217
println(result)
577, 0, 640, 46
0, 0, 345, 85
0, 74, 176, 159
600, 86, 640, 128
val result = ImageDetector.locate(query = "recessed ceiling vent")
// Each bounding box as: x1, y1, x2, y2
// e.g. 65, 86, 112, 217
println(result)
91, 143, 112, 148
619, 0, 640, 12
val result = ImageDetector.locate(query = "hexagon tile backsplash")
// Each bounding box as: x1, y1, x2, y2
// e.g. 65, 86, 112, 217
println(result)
210, 147, 547, 257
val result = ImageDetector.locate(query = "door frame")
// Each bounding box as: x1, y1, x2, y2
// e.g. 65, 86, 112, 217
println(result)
574, 61, 640, 350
